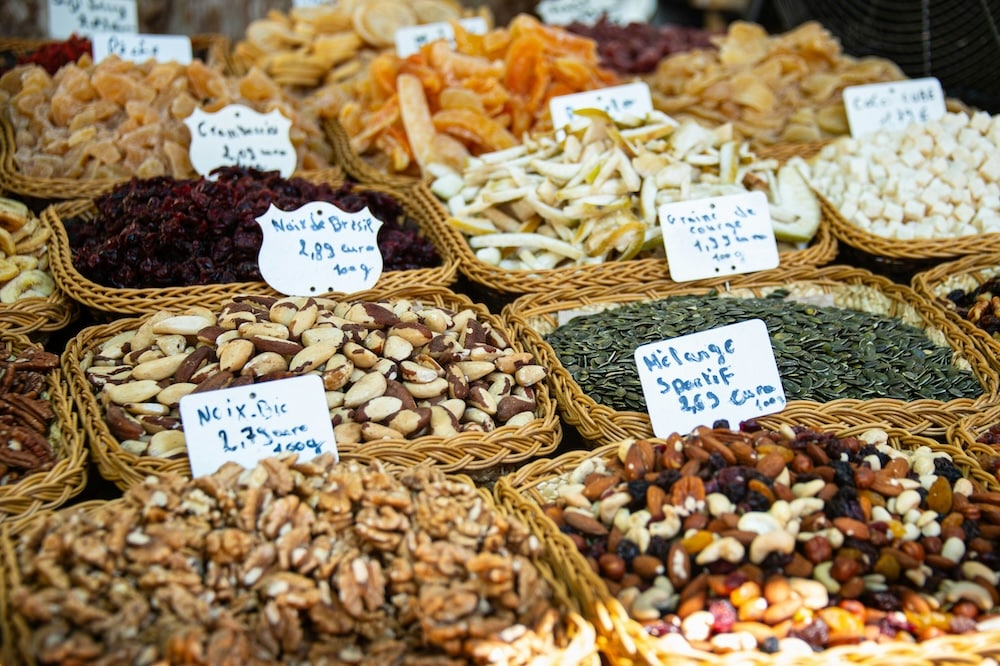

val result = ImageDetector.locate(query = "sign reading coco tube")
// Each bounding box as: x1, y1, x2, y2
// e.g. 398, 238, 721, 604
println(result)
184, 105, 296, 178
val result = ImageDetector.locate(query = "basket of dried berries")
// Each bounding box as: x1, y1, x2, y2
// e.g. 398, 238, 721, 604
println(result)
64, 285, 560, 491
0, 50, 336, 200
502, 265, 997, 446
912, 252, 1000, 374
1, 455, 599, 666
44, 167, 457, 315
0, 333, 87, 536
0, 195, 76, 336
495, 415, 1000, 665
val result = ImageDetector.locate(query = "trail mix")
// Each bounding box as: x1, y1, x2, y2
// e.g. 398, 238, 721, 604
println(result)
84, 294, 546, 458
943, 276, 1000, 339
11, 455, 570, 664
67, 166, 439, 289
0, 343, 60, 483
537, 424, 1000, 653
545, 290, 982, 409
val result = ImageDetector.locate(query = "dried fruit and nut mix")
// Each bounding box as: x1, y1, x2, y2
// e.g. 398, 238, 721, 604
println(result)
10, 455, 570, 664
0, 343, 60, 484
536, 425, 1000, 653
0, 196, 56, 303
0, 55, 333, 180
942, 276, 1000, 340
66, 166, 439, 289
83, 294, 547, 458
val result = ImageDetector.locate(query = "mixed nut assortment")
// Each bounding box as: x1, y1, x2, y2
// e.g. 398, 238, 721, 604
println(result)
0, 342, 60, 483
942, 275, 1000, 339
83, 294, 547, 458
10, 455, 572, 664
536, 425, 1000, 652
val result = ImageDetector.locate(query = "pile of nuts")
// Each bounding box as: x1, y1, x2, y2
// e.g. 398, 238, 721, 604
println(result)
83, 294, 546, 458
0, 343, 60, 483
11, 454, 569, 663
537, 424, 1000, 653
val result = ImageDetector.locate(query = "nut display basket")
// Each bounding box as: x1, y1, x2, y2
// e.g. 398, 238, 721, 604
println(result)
502, 265, 997, 445
0, 333, 87, 537
912, 251, 1000, 374
495, 414, 1000, 666
63, 285, 561, 491
43, 180, 459, 315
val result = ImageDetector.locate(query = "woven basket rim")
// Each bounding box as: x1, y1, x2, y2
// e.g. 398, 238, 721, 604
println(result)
65, 285, 560, 491
0, 333, 88, 535
495, 417, 999, 665
323, 117, 423, 190
44, 179, 459, 314
501, 264, 997, 447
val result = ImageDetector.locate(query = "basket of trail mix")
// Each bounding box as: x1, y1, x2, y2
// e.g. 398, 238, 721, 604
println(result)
44, 167, 457, 315
64, 285, 560, 491
912, 252, 1000, 375
495, 414, 1000, 665
1, 454, 599, 666
502, 265, 996, 445
0, 334, 87, 537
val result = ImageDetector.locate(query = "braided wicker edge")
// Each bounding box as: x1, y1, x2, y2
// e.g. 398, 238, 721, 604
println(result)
0, 294, 78, 336
911, 252, 1000, 375
43, 179, 459, 315
322, 117, 423, 190
0, 334, 88, 536
64, 285, 560, 491
819, 191, 1000, 261
496, 418, 1000, 666
947, 402, 1000, 487
501, 264, 997, 447
410, 172, 839, 296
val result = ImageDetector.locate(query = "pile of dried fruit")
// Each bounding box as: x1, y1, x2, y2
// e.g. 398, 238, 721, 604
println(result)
67, 166, 438, 289
0, 343, 60, 483
0, 196, 56, 303
10, 455, 569, 663
537, 425, 1000, 653
14, 34, 92, 75
84, 294, 546, 457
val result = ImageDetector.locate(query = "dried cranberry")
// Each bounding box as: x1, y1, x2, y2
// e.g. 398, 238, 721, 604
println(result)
707, 599, 737, 633
787, 618, 829, 650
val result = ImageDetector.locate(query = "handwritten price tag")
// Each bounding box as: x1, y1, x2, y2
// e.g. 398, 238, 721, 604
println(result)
48, 0, 138, 38
91, 31, 192, 64
395, 17, 488, 58
184, 105, 296, 178
549, 82, 653, 130
537, 0, 654, 24
634, 319, 786, 437
179, 374, 337, 478
256, 200, 384, 296
843, 77, 946, 137
659, 191, 779, 282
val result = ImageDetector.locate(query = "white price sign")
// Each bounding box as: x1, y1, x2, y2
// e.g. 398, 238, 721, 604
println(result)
634, 319, 786, 437
659, 191, 779, 282
48, 0, 138, 39
179, 374, 337, 478
395, 17, 488, 58
184, 105, 296, 178
91, 32, 192, 64
549, 82, 653, 130
843, 77, 947, 137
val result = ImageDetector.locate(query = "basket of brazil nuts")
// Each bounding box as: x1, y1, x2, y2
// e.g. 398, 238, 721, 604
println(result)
63, 285, 561, 491
0, 195, 76, 336
43, 168, 457, 315
0, 333, 87, 537
422, 109, 837, 297
912, 251, 1000, 375
495, 415, 1000, 665
502, 264, 997, 446
0, 455, 600, 666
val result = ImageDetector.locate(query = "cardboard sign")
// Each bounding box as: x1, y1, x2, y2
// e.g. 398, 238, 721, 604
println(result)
91, 32, 192, 64
660, 191, 779, 282
549, 82, 653, 130
843, 77, 947, 137
48, 0, 138, 38
634, 319, 786, 436
395, 17, 489, 58
184, 105, 296, 178
179, 374, 336, 477
256, 200, 384, 296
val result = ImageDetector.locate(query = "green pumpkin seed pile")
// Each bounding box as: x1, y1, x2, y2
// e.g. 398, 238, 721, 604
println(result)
545, 291, 982, 411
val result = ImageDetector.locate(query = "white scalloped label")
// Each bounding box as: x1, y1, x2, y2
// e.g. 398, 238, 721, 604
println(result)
184, 105, 295, 178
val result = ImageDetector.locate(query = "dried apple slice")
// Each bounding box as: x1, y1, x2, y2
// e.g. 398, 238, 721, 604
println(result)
353, 0, 417, 48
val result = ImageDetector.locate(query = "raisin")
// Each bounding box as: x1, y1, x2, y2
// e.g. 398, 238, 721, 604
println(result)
933, 457, 964, 484
616, 539, 640, 564
788, 618, 829, 650
830, 459, 855, 487
759, 636, 780, 653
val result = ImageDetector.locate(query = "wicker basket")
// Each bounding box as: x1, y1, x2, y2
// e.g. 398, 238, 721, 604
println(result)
912, 252, 1000, 374
502, 264, 997, 446
495, 415, 1000, 666
948, 402, 1000, 489
0, 292, 77, 337
322, 117, 423, 190
0, 333, 88, 537
64, 285, 561, 491
43, 180, 459, 315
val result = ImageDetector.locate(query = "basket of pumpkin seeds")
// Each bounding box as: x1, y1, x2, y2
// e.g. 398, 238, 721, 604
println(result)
502, 265, 997, 445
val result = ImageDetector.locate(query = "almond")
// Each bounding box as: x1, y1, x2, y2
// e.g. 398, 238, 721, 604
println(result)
563, 510, 608, 536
